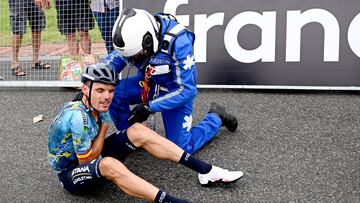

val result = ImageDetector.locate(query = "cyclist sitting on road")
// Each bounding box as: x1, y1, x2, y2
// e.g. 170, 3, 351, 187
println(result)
47, 63, 243, 202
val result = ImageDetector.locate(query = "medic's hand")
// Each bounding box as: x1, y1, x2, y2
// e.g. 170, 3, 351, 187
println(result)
128, 103, 153, 124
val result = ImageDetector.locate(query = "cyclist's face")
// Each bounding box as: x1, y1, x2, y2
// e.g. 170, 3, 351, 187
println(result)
86, 82, 115, 112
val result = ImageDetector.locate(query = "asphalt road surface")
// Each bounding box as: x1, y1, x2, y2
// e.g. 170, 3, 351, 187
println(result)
0, 88, 359, 203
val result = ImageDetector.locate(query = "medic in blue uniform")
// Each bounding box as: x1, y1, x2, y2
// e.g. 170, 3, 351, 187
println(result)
106, 8, 238, 154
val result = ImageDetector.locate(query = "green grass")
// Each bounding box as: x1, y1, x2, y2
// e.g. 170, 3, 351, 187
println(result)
0, 0, 103, 46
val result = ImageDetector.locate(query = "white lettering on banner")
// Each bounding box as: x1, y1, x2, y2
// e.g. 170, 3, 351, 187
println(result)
194, 13, 224, 62
164, 0, 189, 26
224, 11, 276, 63
286, 9, 339, 62
160, 0, 359, 63
348, 13, 360, 57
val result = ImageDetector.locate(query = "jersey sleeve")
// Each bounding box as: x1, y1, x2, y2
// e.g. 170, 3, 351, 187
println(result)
70, 110, 93, 161
104, 50, 128, 74
149, 32, 198, 112
100, 112, 111, 124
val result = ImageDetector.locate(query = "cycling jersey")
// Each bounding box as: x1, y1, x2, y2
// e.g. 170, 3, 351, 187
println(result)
48, 101, 110, 173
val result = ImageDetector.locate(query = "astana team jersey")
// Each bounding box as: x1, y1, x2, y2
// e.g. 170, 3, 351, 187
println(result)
48, 101, 110, 173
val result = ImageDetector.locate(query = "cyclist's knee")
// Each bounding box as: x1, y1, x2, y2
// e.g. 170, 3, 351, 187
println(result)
127, 123, 156, 147
99, 157, 129, 180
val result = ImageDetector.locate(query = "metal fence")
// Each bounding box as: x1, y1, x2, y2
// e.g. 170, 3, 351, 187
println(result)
0, 0, 120, 87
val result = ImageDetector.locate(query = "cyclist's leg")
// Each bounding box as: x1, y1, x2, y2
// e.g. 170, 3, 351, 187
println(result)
101, 125, 190, 202
101, 130, 138, 162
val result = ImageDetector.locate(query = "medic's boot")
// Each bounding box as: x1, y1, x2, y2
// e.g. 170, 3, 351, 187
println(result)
209, 102, 238, 131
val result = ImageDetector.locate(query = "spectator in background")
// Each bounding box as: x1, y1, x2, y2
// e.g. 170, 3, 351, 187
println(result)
90, 0, 119, 54
9, 0, 51, 76
55, 0, 94, 56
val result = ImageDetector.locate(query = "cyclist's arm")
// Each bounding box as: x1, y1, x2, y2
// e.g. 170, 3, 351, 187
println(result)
71, 111, 109, 164
77, 123, 108, 164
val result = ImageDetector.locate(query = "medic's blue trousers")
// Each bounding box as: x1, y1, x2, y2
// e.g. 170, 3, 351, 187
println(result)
109, 73, 222, 154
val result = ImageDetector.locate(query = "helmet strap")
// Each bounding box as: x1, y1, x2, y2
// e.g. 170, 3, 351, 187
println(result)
83, 81, 99, 113
87, 81, 93, 108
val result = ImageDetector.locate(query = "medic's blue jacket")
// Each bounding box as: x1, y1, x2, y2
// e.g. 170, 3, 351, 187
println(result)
105, 13, 198, 112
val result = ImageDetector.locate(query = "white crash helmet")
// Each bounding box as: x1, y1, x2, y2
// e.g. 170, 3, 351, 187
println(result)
112, 8, 160, 58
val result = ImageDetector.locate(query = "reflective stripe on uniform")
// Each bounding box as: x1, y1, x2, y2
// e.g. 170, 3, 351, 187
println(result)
151, 55, 184, 104
161, 24, 186, 54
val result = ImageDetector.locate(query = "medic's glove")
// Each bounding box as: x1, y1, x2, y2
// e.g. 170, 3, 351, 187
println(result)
128, 103, 153, 124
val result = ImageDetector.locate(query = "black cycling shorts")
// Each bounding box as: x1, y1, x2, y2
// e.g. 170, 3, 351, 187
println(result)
57, 130, 137, 194
57, 157, 105, 195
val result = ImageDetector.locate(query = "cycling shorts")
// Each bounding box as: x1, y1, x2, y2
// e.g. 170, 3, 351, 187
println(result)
57, 130, 137, 194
